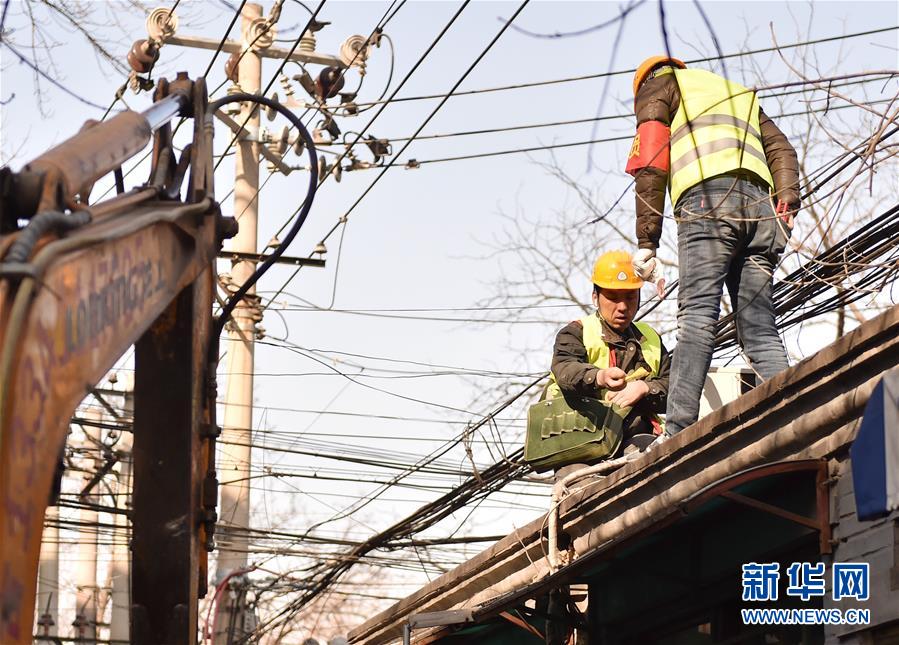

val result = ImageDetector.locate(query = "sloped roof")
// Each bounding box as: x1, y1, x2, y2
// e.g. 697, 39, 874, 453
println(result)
349, 304, 899, 644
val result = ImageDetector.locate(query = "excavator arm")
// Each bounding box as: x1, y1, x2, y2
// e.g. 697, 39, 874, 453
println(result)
0, 74, 232, 644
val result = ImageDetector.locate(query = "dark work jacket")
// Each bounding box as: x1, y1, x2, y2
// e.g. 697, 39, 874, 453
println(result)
550, 314, 671, 433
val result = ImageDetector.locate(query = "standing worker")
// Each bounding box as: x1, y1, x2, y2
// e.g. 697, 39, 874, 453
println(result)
624, 56, 800, 436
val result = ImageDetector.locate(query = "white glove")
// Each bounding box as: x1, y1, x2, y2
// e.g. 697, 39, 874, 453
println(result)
632, 248, 659, 282
647, 433, 668, 451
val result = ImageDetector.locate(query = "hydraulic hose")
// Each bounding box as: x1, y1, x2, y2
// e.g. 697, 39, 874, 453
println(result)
206, 93, 318, 344
2, 210, 91, 264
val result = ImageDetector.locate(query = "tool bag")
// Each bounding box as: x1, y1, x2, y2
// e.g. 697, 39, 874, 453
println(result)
524, 392, 627, 473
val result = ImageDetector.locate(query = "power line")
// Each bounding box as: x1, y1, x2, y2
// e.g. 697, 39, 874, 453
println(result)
398, 94, 894, 167
245, 155, 899, 629
216, 0, 408, 232
2, 41, 107, 110
350, 24, 899, 108
265, 0, 539, 310
507, 0, 646, 40
269, 301, 581, 312
203, 0, 249, 78
263, 0, 475, 249
269, 306, 584, 324
261, 339, 475, 413
0, 0, 12, 35
263, 72, 895, 310
354, 74, 891, 145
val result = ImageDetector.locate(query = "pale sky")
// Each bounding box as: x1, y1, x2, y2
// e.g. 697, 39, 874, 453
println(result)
2, 0, 898, 636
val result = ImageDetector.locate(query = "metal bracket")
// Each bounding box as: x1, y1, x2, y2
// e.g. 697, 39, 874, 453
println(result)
714, 459, 833, 555
79, 454, 119, 499
217, 250, 325, 268
403, 610, 473, 645
213, 110, 294, 175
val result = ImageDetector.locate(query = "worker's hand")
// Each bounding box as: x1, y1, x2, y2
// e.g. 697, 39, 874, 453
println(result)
632, 248, 659, 282
606, 380, 650, 408
775, 200, 799, 230
595, 367, 627, 391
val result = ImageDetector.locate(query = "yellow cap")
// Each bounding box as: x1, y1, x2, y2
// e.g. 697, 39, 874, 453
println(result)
592, 250, 643, 290
633, 55, 686, 95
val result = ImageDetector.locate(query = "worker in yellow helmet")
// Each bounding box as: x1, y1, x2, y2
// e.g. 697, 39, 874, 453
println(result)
547, 250, 670, 446
625, 56, 800, 437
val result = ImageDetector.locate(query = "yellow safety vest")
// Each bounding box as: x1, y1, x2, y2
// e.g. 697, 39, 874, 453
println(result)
546, 314, 662, 400
663, 67, 775, 208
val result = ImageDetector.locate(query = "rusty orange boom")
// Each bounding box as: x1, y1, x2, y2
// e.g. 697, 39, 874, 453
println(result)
0, 74, 232, 645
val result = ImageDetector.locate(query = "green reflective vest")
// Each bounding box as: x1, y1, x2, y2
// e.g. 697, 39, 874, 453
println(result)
663, 68, 774, 208
546, 314, 662, 400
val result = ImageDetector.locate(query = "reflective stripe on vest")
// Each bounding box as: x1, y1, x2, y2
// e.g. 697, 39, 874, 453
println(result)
546, 315, 661, 399
664, 68, 774, 207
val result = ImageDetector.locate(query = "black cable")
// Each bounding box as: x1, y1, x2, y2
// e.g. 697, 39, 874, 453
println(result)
211, 0, 328, 172
801, 125, 899, 201
258, 339, 472, 413
203, 0, 248, 78
209, 93, 318, 342
398, 98, 893, 167
715, 202, 899, 352
351, 25, 899, 108
322, 74, 888, 149
1, 41, 107, 110
285, 0, 314, 16
507, 0, 646, 39
0, 0, 11, 36
269, 305, 579, 323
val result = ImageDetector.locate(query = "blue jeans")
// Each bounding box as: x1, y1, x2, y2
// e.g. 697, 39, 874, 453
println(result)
665, 176, 790, 435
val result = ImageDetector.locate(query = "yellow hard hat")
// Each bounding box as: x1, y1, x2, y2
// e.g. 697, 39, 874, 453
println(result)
633, 55, 686, 95
592, 250, 643, 290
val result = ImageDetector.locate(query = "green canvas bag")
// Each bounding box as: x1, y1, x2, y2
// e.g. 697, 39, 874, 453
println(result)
524, 393, 627, 473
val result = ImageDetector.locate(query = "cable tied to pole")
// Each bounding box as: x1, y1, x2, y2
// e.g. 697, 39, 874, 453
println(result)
207, 92, 319, 346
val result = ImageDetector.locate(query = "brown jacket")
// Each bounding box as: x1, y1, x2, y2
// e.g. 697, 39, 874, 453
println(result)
633, 71, 801, 250
551, 314, 670, 432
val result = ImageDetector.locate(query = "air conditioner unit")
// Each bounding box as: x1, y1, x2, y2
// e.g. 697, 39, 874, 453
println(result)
698, 366, 757, 419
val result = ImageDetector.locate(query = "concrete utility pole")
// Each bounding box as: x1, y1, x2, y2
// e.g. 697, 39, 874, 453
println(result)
109, 437, 132, 642
73, 411, 101, 642
109, 382, 134, 643
35, 507, 59, 640
139, 4, 351, 641
215, 4, 264, 641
